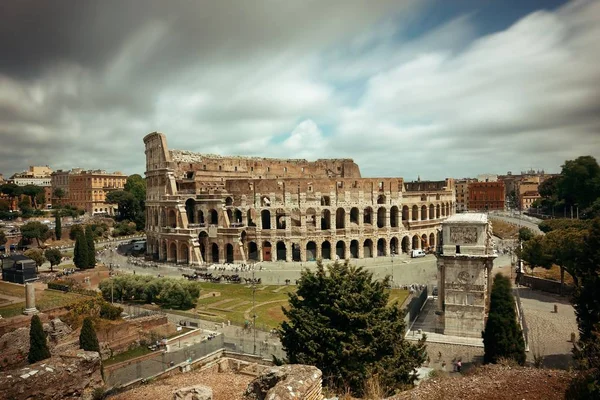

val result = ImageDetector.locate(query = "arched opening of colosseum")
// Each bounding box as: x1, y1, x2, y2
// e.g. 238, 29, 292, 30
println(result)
429, 204, 435, 219
168, 209, 177, 228
211, 243, 219, 263
377, 238, 385, 256
225, 197, 233, 207
161, 210, 166, 227
276, 241, 287, 261
321, 196, 330, 206
306, 208, 317, 229
179, 243, 189, 264
261, 210, 271, 229
198, 210, 205, 225
412, 235, 420, 249
390, 237, 399, 255
350, 207, 359, 225
262, 241, 272, 261
421, 234, 428, 248
291, 208, 301, 228
276, 209, 287, 229
336, 208, 345, 229
154, 211, 158, 227
390, 206, 399, 227
363, 207, 373, 225
363, 239, 373, 257
169, 242, 177, 262
240, 230, 247, 243
226, 244, 234, 263
377, 194, 386, 204
335, 241, 345, 260
412, 205, 418, 221
248, 242, 259, 261
161, 241, 167, 261
306, 241, 317, 261
209, 209, 218, 225
377, 207, 386, 228
261, 196, 271, 207
420, 205, 427, 220
350, 240, 359, 258
401, 236, 410, 253
200, 243, 206, 262
445, 203, 450, 215
247, 209, 257, 227
322, 241, 331, 259
292, 243, 301, 261
185, 199, 195, 224
429, 233, 436, 249
226, 209, 233, 225
436, 204, 441, 219
234, 209, 243, 225
321, 209, 331, 229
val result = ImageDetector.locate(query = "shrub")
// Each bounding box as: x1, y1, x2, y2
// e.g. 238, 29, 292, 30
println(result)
28, 315, 51, 363
99, 302, 123, 320
79, 317, 100, 352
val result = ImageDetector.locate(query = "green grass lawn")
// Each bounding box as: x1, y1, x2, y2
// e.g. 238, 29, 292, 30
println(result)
103, 345, 153, 366
0, 281, 27, 298
0, 289, 87, 318
176, 283, 409, 331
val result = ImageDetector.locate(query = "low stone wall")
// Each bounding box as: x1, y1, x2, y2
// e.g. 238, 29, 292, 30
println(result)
243, 365, 323, 400
520, 275, 574, 296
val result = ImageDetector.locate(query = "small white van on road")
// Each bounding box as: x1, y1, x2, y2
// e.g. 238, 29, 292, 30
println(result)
411, 249, 426, 258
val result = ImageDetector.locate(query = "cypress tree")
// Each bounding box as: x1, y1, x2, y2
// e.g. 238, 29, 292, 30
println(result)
54, 213, 62, 240
79, 317, 100, 352
28, 314, 51, 363
85, 225, 96, 268
483, 274, 526, 365
74, 231, 89, 269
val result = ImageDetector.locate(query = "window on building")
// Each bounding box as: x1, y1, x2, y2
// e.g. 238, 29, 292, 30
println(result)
456, 245, 461, 254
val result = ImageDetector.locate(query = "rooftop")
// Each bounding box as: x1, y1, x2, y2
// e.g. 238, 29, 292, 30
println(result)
444, 213, 488, 224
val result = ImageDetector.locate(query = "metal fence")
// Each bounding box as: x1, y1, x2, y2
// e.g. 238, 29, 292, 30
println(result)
104, 334, 224, 388
403, 286, 428, 328
513, 288, 529, 350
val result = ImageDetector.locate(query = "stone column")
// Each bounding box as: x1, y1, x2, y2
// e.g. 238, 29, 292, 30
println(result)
358, 242, 364, 259
286, 241, 292, 262
23, 283, 38, 315
316, 242, 322, 260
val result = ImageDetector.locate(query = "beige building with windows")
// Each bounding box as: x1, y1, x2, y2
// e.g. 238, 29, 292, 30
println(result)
10, 165, 53, 187
144, 132, 456, 265
51, 169, 127, 215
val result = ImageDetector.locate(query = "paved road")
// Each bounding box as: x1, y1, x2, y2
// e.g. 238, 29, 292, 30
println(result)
489, 211, 543, 235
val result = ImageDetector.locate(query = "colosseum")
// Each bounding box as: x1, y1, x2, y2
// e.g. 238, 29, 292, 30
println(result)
144, 132, 456, 265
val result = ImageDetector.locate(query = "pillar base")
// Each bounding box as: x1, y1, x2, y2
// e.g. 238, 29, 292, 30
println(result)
23, 307, 39, 315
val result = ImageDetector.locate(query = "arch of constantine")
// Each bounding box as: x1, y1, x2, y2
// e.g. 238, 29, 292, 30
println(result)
144, 132, 456, 265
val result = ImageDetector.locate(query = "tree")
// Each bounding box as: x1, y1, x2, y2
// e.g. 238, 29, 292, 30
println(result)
54, 213, 62, 240
69, 224, 84, 240
85, 225, 96, 268
0, 230, 6, 247
28, 314, 51, 363
483, 274, 526, 365
44, 248, 62, 272
79, 317, 100, 352
558, 156, 600, 216
24, 248, 46, 272
22, 185, 44, 209
73, 231, 89, 269
18, 196, 33, 214
53, 187, 65, 203
518, 227, 534, 242
106, 190, 138, 221
20, 221, 50, 247
279, 261, 426, 396
0, 183, 23, 209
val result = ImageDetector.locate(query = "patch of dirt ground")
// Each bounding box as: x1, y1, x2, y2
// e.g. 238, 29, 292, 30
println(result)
391, 364, 575, 400
110, 370, 253, 400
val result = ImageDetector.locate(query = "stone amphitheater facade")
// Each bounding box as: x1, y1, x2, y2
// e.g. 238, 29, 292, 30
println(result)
144, 132, 456, 265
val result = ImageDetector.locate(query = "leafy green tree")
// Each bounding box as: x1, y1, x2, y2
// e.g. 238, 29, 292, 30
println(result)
44, 248, 62, 272
54, 213, 62, 240
22, 185, 44, 209
0, 183, 23, 209
79, 317, 100, 352
20, 221, 51, 247
24, 248, 46, 271
106, 191, 138, 220
18, 196, 33, 214
279, 261, 426, 396
518, 227, 534, 242
483, 274, 526, 365
28, 314, 51, 363
74, 231, 89, 269
85, 225, 96, 268
69, 224, 84, 240
539, 219, 592, 233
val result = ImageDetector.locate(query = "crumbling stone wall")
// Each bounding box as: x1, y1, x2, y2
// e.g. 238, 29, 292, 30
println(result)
243, 365, 323, 400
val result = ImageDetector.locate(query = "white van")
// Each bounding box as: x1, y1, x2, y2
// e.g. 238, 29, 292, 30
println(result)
411, 249, 426, 258
132, 241, 146, 251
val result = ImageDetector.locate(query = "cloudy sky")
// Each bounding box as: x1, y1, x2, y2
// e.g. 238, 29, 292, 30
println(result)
1, 0, 599, 180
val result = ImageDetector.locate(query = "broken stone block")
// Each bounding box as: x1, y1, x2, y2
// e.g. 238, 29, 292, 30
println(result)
172, 385, 213, 400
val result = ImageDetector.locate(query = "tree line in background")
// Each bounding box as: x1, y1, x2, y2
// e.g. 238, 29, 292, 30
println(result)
105, 174, 146, 231
98, 275, 201, 310
534, 155, 600, 219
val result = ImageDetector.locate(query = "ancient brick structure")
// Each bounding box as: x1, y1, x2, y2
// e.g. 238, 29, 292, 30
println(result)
144, 132, 455, 265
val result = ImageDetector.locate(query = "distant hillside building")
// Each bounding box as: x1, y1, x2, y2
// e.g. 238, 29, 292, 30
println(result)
51, 169, 127, 215
9, 165, 53, 187
1, 255, 37, 284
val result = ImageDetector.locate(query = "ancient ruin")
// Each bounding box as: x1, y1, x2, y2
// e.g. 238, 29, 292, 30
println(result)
436, 213, 497, 338
144, 132, 455, 265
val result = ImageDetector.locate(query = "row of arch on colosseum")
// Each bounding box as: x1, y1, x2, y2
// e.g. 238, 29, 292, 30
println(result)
146, 231, 438, 264
147, 201, 454, 230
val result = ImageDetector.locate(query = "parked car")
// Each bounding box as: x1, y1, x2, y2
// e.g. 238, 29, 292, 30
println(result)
411, 249, 426, 258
